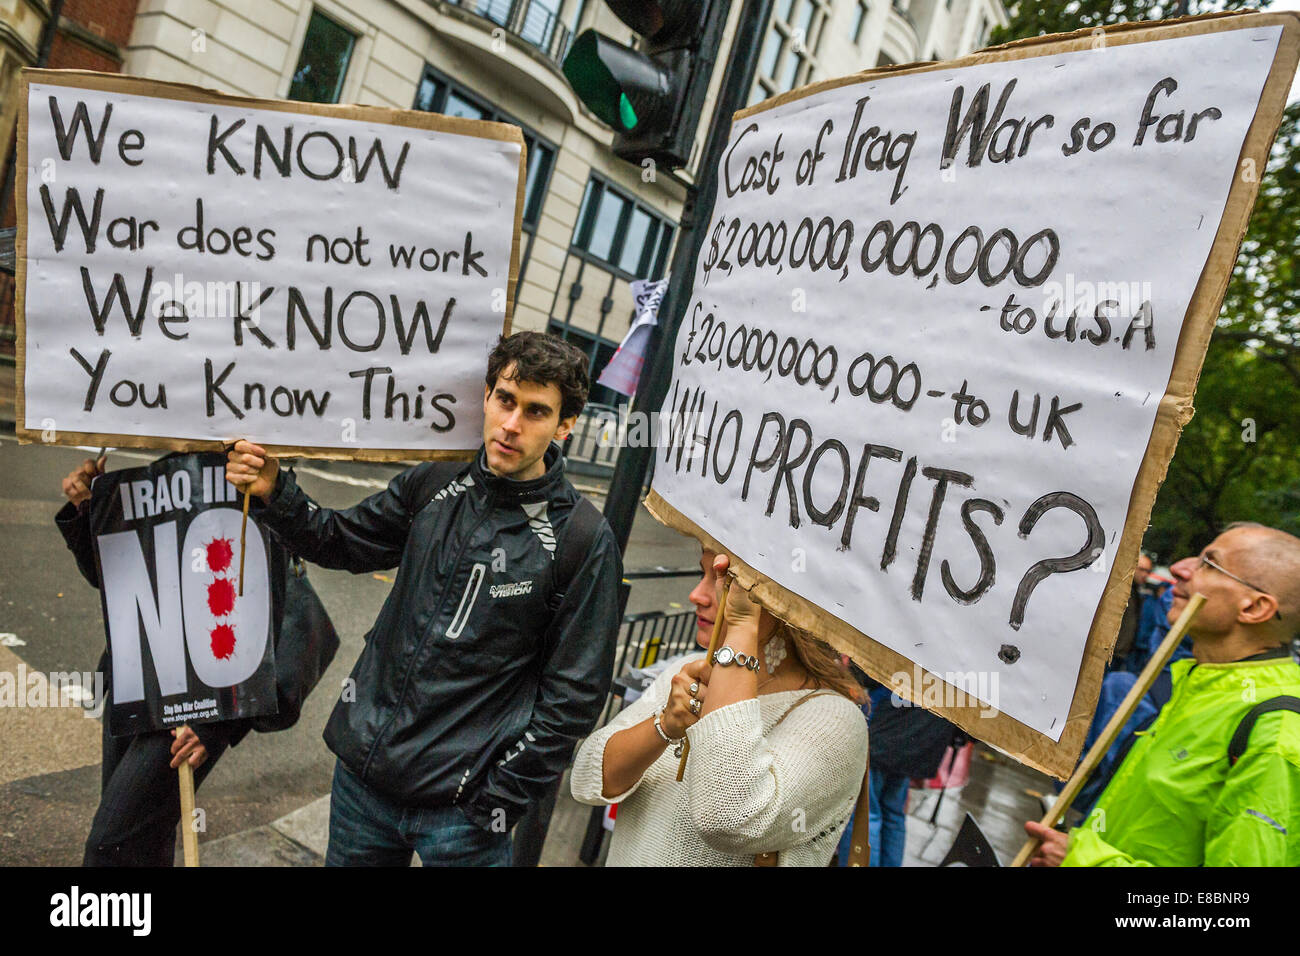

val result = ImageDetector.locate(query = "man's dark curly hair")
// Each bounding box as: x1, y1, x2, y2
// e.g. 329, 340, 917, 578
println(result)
486, 331, 590, 421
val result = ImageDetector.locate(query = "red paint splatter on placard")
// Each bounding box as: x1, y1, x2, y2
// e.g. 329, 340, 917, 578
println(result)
206, 538, 234, 573
207, 578, 236, 617
210, 623, 236, 660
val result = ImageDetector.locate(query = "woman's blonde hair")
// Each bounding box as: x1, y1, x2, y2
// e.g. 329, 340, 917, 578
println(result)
771, 618, 864, 703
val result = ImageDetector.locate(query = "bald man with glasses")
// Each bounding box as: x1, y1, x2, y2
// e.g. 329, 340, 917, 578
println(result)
1026, 522, 1300, 866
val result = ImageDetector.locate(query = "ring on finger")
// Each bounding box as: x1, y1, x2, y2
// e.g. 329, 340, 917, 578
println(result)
689, 681, 699, 695
689, 698, 701, 715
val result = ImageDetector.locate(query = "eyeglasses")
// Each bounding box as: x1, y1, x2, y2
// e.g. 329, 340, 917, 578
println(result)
1198, 554, 1283, 621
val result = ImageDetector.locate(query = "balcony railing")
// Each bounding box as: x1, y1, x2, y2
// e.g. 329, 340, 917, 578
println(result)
892, 0, 918, 34
445, 0, 573, 65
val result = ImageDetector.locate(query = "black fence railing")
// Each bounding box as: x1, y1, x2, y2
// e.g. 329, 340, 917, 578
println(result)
614, 608, 697, 675
594, 604, 696, 727
1, 227, 16, 352
0, 227, 15, 277
579, 604, 697, 862
446, 0, 573, 64
562, 403, 621, 477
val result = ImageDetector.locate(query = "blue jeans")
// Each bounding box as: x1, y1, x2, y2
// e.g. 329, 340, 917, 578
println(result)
325, 761, 512, 867
870, 771, 910, 867
835, 771, 910, 867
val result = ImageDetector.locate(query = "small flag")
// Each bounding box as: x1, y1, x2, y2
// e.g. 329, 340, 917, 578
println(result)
597, 277, 670, 397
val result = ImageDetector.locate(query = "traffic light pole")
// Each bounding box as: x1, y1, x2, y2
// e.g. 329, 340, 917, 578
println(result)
574, 0, 775, 866
601, 0, 776, 558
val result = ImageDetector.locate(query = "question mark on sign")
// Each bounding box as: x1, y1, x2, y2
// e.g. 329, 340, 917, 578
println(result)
1008, 492, 1104, 632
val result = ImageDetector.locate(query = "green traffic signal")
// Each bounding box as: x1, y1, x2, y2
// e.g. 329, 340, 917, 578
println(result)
564, 30, 671, 133
620, 94, 638, 129
561, 2, 725, 170
563, 32, 639, 131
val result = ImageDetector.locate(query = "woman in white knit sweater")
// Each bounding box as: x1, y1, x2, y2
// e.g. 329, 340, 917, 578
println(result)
571, 549, 869, 866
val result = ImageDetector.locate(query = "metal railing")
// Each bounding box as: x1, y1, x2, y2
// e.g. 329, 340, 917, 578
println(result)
891, 0, 919, 34
562, 403, 621, 476
889, 0, 920, 34
596, 604, 697, 730
614, 607, 697, 676
0, 227, 15, 276
579, 604, 697, 862
446, 0, 573, 64
0, 228, 16, 353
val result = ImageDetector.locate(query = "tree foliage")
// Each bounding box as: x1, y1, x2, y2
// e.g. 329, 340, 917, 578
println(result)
992, 1, 1299, 563
989, 0, 1267, 46
1151, 101, 1300, 561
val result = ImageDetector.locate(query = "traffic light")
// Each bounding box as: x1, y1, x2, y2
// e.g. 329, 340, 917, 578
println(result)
563, 0, 728, 169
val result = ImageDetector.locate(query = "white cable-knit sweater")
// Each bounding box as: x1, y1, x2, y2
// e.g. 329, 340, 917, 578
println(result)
571, 653, 870, 866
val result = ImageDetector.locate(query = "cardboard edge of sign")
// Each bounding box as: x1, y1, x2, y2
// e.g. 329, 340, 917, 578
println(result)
647, 10, 1300, 781
13, 68, 524, 463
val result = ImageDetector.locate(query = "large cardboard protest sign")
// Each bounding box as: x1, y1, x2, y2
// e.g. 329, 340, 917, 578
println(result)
90, 453, 280, 735
646, 12, 1300, 777
15, 71, 524, 460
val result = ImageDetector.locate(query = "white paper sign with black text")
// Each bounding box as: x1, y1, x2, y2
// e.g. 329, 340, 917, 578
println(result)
21, 78, 520, 453
652, 26, 1281, 740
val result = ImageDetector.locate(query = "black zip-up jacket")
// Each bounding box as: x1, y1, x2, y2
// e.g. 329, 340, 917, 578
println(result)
257, 444, 621, 831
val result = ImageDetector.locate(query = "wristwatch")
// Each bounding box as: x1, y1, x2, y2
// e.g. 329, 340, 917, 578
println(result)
711, 646, 760, 671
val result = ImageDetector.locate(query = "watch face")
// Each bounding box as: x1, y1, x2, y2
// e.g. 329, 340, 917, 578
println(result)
715, 647, 735, 665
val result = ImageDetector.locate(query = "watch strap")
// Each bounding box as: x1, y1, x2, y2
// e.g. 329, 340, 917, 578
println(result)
712, 646, 760, 670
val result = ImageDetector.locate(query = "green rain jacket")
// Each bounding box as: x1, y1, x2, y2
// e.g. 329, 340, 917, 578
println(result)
1064, 653, 1300, 867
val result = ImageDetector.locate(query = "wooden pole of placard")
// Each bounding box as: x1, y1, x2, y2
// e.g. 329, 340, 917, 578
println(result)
677, 577, 730, 781
237, 490, 250, 596
177, 754, 200, 867
1010, 592, 1206, 867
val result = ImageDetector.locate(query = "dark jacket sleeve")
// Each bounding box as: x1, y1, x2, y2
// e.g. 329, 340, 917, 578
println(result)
256, 464, 432, 573
55, 500, 100, 588
191, 716, 252, 751
463, 520, 623, 831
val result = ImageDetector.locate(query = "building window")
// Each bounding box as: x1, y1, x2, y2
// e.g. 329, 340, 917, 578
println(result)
288, 10, 356, 104
571, 177, 673, 280
547, 322, 622, 408
570, 0, 590, 33
877, 52, 896, 67
852, 1, 869, 44
445, 90, 490, 120
753, 0, 828, 101
414, 68, 556, 228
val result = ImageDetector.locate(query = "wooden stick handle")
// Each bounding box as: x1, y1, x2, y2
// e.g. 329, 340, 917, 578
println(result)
238, 489, 250, 597
677, 578, 730, 781
1010, 592, 1206, 867
177, 750, 200, 868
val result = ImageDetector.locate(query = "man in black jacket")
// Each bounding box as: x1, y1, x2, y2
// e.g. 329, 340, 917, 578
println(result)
227, 332, 622, 865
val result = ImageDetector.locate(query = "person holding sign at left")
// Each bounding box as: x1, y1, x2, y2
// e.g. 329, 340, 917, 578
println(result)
57, 454, 251, 866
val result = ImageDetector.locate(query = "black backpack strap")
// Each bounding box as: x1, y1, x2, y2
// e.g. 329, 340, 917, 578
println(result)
547, 496, 604, 613
411, 460, 472, 503
1228, 696, 1300, 766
